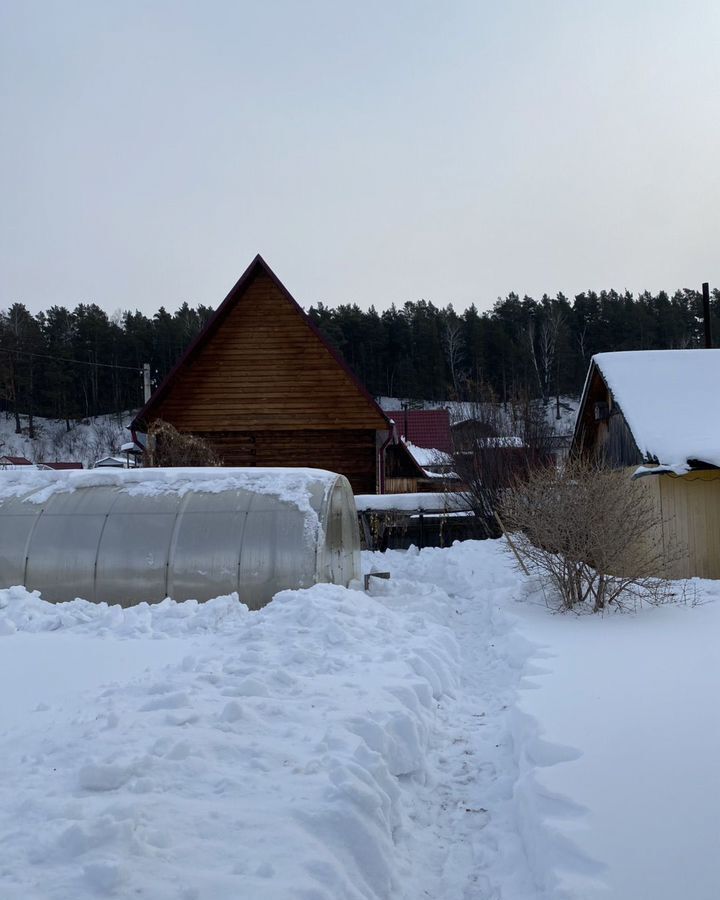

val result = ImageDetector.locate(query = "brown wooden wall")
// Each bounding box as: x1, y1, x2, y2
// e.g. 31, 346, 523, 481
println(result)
196, 429, 378, 495
151, 271, 387, 433
575, 368, 642, 466
142, 268, 389, 493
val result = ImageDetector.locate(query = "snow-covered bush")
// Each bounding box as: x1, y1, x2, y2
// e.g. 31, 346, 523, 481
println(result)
499, 459, 676, 611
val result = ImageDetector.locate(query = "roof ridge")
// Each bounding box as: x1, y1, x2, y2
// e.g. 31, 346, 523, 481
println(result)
131, 256, 390, 431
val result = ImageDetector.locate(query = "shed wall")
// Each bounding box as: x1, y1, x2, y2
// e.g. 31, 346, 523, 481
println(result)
635, 469, 720, 579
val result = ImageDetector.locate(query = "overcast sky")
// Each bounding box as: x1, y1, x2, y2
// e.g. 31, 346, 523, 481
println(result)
2, 1, 719, 316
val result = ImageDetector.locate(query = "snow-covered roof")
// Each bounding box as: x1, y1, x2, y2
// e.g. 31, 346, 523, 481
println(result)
385, 409, 453, 454
94, 456, 127, 468
403, 440, 454, 469
355, 492, 471, 512
0, 455, 33, 466
476, 436, 524, 449
591, 349, 720, 468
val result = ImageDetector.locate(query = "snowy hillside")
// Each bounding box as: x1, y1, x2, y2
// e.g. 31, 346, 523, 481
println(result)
376, 396, 580, 436
0, 541, 718, 899
0, 412, 132, 468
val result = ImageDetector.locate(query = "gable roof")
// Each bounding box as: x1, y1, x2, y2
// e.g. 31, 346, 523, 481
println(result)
384, 409, 453, 454
131, 255, 390, 432
574, 349, 720, 468
0, 456, 32, 466
41, 462, 84, 470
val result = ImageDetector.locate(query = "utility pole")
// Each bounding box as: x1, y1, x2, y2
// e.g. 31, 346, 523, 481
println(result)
702, 283, 713, 349
143, 363, 151, 403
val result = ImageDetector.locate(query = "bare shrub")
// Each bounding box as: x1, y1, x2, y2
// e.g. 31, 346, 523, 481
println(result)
498, 458, 676, 612
452, 390, 555, 539
145, 420, 223, 467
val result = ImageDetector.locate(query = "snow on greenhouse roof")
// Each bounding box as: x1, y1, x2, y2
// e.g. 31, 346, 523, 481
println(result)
0, 467, 341, 519
592, 349, 720, 468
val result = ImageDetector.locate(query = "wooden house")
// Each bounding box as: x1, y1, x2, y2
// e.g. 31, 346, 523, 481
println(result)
131, 255, 416, 494
572, 349, 720, 578
383, 409, 460, 492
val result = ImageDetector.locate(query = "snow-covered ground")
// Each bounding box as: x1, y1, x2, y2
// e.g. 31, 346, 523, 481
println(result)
0, 541, 718, 899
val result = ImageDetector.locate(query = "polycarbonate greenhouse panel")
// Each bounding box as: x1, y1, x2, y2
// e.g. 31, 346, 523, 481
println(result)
0, 467, 361, 608
0, 496, 38, 587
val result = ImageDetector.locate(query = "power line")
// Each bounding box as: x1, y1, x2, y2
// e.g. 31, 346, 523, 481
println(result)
0, 345, 143, 373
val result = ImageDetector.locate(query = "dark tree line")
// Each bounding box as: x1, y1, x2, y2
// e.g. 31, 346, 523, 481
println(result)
0, 302, 213, 434
1, 286, 718, 433
308, 287, 720, 403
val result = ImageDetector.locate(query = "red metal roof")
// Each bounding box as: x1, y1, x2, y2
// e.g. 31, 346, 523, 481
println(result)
1, 456, 33, 465
43, 462, 84, 470
384, 409, 453, 454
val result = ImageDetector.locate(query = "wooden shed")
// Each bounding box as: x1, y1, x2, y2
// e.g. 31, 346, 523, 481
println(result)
131, 255, 403, 494
572, 349, 720, 578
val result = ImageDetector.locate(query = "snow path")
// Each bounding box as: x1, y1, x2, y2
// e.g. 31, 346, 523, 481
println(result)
368, 546, 602, 899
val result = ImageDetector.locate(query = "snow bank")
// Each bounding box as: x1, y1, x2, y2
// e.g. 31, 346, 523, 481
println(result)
512, 573, 720, 900
0, 576, 463, 899
0, 584, 251, 637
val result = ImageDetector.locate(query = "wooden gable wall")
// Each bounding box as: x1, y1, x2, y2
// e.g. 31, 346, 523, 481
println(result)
573, 366, 643, 467
137, 260, 389, 493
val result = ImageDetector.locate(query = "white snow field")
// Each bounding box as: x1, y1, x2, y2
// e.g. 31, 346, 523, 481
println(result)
0, 541, 719, 899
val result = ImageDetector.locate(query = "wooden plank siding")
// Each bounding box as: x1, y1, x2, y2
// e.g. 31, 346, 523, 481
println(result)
133, 257, 391, 494
195, 429, 378, 495
573, 366, 643, 466
636, 469, 720, 579
154, 274, 386, 431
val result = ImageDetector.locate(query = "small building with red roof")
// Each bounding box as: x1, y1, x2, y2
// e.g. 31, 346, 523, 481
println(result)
0, 455, 33, 469
40, 462, 84, 470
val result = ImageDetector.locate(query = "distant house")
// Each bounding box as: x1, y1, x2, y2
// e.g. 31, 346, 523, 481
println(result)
572, 349, 720, 578
0, 455, 33, 469
120, 441, 144, 467
131, 255, 418, 494
383, 409, 459, 492
40, 462, 84, 471
93, 456, 128, 469
388, 409, 453, 456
